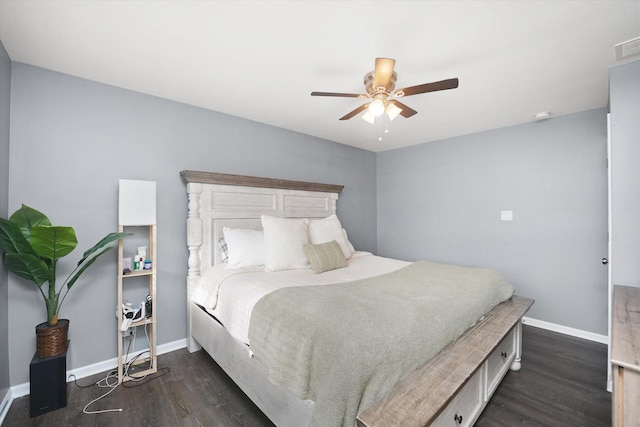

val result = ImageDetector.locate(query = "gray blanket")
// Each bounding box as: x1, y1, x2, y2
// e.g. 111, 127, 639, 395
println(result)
248, 260, 514, 427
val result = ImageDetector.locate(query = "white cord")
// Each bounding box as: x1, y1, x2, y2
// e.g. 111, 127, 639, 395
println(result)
124, 323, 151, 382
81, 380, 122, 414
80, 335, 131, 414
81, 323, 152, 414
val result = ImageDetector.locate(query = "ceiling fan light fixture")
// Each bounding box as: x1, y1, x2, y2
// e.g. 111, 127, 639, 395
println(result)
362, 111, 376, 124
368, 98, 385, 117
386, 102, 402, 121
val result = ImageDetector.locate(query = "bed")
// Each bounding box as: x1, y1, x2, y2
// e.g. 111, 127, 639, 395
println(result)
181, 170, 534, 427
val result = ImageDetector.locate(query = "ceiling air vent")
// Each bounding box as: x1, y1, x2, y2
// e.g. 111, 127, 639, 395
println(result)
615, 36, 640, 61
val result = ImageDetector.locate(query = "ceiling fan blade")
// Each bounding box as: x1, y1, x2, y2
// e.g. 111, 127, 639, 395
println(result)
311, 91, 364, 98
373, 58, 396, 89
395, 78, 459, 97
389, 100, 417, 118
339, 104, 369, 120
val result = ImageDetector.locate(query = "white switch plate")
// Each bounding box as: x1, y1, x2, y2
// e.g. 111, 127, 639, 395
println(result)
501, 210, 513, 221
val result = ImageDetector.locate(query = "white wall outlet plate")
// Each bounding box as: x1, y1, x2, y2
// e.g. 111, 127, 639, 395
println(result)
501, 210, 513, 221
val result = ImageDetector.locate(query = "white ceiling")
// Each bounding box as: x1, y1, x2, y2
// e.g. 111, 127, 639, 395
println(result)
1, 1, 639, 152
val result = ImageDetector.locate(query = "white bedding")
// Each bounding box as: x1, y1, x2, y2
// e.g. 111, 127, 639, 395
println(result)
191, 251, 410, 345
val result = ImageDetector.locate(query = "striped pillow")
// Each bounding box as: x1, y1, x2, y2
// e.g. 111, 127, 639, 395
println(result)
303, 240, 348, 274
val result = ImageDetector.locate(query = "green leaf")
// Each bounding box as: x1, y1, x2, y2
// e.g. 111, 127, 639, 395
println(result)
66, 246, 113, 290
4, 253, 50, 285
9, 205, 51, 241
31, 226, 77, 261
0, 218, 37, 256
78, 232, 130, 266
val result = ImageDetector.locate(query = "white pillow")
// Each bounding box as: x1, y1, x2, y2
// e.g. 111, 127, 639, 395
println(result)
308, 214, 352, 259
342, 228, 356, 254
223, 227, 265, 269
261, 215, 310, 271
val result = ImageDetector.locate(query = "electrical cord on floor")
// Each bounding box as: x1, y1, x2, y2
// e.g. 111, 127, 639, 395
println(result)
71, 323, 168, 414
68, 374, 99, 389
80, 376, 123, 414
72, 334, 133, 414
122, 366, 170, 387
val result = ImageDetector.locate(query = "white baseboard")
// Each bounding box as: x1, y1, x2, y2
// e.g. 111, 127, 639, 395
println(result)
10, 382, 29, 401
523, 316, 609, 345
0, 387, 13, 426
9, 338, 187, 400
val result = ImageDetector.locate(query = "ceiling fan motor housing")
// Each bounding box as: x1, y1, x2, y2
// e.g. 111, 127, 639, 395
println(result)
364, 71, 397, 95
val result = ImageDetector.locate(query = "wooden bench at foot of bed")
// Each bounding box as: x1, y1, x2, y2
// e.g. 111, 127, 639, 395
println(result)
357, 295, 534, 427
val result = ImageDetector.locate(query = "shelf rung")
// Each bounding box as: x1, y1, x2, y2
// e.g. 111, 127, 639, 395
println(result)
122, 367, 158, 382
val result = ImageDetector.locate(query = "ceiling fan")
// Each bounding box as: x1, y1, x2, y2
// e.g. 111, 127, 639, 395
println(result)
311, 58, 459, 124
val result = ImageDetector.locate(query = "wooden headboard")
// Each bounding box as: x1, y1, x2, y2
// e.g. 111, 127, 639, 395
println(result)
181, 170, 344, 340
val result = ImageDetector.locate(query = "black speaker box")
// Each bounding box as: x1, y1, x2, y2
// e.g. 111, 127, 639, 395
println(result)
29, 342, 68, 417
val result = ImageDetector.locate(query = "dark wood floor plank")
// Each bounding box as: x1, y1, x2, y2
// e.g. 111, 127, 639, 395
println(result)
4, 325, 610, 426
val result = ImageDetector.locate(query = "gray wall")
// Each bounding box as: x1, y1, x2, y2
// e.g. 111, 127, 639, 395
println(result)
7, 63, 377, 385
610, 60, 640, 288
377, 109, 609, 335
0, 41, 10, 403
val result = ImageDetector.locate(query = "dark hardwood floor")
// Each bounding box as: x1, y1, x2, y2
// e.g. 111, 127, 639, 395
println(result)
476, 326, 611, 426
4, 325, 610, 426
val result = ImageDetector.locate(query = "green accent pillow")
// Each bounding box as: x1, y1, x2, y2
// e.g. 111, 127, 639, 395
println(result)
303, 240, 348, 274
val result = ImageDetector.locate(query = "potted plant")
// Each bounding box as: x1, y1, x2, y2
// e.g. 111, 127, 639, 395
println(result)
0, 204, 128, 358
